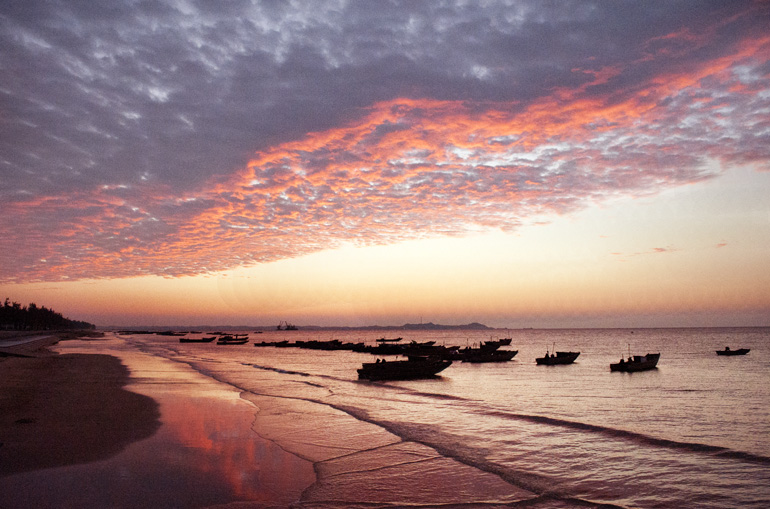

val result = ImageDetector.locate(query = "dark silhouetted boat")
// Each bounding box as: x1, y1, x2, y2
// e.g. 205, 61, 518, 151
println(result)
217, 334, 249, 345
376, 337, 403, 342
462, 349, 518, 363
610, 353, 660, 372
536, 351, 580, 365
357, 356, 452, 381
716, 347, 750, 356
179, 336, 216, 343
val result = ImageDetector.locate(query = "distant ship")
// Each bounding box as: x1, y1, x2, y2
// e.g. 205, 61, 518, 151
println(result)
277, 321, 298, 331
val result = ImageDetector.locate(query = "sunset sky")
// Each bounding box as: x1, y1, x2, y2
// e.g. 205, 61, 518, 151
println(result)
2, 1, 769, 328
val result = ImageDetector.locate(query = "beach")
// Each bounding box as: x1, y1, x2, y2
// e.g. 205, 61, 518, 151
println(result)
0, 332, 539, 508
2, 328, 769, 508
0, 333, 315, 508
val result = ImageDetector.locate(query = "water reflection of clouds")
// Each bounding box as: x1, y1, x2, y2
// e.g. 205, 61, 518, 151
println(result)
40, 338, 316, 507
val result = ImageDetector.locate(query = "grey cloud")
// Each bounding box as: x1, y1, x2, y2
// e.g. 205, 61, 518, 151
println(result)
1, 0, 768, 282
4, 1, 758, 199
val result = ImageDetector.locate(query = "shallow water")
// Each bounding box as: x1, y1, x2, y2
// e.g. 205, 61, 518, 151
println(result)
35, 328, 770, 507
0, 338, 314, 508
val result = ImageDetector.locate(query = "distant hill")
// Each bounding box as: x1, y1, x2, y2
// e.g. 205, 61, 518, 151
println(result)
102, 322, 494, 332
299, 322, 492, 331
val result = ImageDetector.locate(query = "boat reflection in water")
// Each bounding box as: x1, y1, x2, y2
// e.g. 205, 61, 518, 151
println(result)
358, 356, 452, 381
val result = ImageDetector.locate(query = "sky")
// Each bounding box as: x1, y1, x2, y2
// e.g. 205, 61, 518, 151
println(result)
1, 0, 769, 328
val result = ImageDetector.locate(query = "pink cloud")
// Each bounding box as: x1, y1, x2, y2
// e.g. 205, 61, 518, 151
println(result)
2, 34, 769, 283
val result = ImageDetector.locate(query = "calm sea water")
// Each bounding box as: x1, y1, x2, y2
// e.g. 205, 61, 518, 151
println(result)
76, 328, 770, 507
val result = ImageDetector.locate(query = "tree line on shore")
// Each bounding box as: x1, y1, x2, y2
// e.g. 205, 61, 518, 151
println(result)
1, 299, 95, 331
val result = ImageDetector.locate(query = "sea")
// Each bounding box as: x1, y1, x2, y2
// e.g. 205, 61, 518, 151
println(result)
34, 327, 770, 507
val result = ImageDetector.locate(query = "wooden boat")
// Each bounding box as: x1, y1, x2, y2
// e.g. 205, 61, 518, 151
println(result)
716, 347, 750, 356
179, 336, 216, 343
610, 353, 660, 372
376, 337, 403, 342
217, 334, 249, 345
357, 357, 452, 381
462, 349, 518, 363
536, 351, 580, 365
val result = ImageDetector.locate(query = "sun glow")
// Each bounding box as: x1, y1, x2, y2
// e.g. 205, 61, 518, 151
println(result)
7, 165, 768, 328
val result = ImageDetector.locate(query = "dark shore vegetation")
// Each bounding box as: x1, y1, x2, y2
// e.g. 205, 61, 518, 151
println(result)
1, 299, 94, 331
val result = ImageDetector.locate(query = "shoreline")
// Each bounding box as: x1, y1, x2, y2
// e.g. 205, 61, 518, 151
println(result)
0, 333, 316, 507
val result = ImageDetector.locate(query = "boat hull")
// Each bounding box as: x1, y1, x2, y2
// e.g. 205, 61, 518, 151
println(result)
610, 353, 660, 372
536, 351, 580, 365
179, 336, 216, 343
358, 358, 452, 381
716, 348, 750, 356
462, 350, 518, 363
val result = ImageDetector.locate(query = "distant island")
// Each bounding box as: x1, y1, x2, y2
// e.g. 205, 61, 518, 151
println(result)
102, 322, 494, 332
1, 299, 95, 331
280, 322, 493, 331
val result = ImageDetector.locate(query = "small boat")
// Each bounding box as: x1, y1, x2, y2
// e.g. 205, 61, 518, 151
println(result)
610, 353, 660, 372
536, 351, 580, 365
217, 334, 249, 345
179, 336, 216, 343
716, 347, 750, 356
376, 337, 403, 342
357, 357, 452, 381
462, 349, 518, 363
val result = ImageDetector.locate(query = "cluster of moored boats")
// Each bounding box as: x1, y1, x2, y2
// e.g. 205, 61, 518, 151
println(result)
166, 332, 751, 381
254, 337, 519, 362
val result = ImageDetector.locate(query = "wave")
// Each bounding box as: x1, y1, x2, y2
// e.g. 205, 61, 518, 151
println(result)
160, 345, 770, 471
242, 362, 310, 377
323, 402, 627, 509
358, 378, 770, 467
481, 410, 770, 466
238, 360, 770, 467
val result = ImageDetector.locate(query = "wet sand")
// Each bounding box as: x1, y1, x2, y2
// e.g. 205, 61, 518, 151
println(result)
0, 334, 315, 507
0, 353, 161, 475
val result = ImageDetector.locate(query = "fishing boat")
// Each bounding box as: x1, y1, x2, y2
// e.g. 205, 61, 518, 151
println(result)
610, 353, 660, 372
536, 351, 580, 365
376, 337, 403, 342
276, 321, 298, 331
179, 336, 216, 343
217, 334, 249, 345
357, 356, 452, 381
716, 347, 750, 356
462, 349, 518, 363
